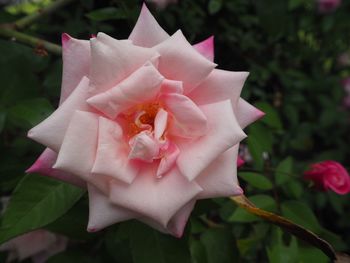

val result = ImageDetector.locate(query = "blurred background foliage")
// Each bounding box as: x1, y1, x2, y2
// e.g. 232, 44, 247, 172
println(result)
0, 0, 350, 262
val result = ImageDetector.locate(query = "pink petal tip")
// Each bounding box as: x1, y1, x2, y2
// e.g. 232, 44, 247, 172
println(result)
61, 33, 72, 48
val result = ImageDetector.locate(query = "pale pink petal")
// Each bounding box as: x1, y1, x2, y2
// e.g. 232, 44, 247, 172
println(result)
195, 146, 243, 199
87, 62, 164, 119
167, 200, 196, 238
235, 98, 265, 129
160, 79, 183, 94
89, 33, 159, 94
109, 165, 202, 227
60, 34, 91, 104
154, 108, 168, 140
160, 93, 208, 138
176, 100, 246, 181
31, 235, 67, 263
27, 77, 93, 152
129, 3, 169, 47
188, 69, 249, 105
139, 199, 195, 237
128, 131, 159, 162
193, 36, 214, 62
26, 148, 85, 188
87, 184, 136, 232
157, 142, 180, 178
53, 111, 108, 193
153, 30, 216, 94
6, 231, 56, 261
92, 117, 139, 184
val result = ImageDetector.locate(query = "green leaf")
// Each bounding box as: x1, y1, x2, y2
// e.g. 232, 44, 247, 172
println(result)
0, 174, 85, 244
208, 0, 222, 15
190, 238, 208, 263
229, 195, 277, 223
298, 247, 328, 263
85, 7, 126, 21
281, 201, 321, 233
0, 111, 6, 133
201, 228, 239, 263
238, 172, 273, 190
275, 156, 293, 185
254, 102, 283, 130
130, 221, 191, 263
267, 228, 299, 263
8, 98, 54, 128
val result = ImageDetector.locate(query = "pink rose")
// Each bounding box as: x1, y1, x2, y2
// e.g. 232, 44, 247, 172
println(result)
304, 160, 350, 195
27, 4, 263, 237
317, 0, 341, 13
0, 230, 67, 263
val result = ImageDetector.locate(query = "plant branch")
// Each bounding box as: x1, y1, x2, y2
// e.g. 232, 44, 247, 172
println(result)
14, 0, 76, 30
230, 195, 347, 261
0, 27, 61, 56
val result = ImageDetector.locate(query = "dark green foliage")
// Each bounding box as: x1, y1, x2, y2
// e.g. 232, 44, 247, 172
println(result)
0, 0, 350, 262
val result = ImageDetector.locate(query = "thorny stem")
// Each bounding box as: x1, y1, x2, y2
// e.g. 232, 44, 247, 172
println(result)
14, 0, 76, 30
0, 27, 61, 56
0, 0, 76, 55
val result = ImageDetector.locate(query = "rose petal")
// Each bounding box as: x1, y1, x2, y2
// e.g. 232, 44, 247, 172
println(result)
154, 108, 168, 140
153, 30, 216, 94
129, 3, 169, 47
128, 131, 159, 162
89, 33, 159, 94
87, 184, 136, 232
26, 148, 85, 188
157, 142, 180, 178
92, 117, 139, 184
176, 100, 246, 181
235, 98, 265, 129
87, 62, 164, 119
167, 200, 196, 238
53, 111, 108, 193
188, 69, 249, 105
160, 79, 183, 94
161, 93, 208, 138
193, 36, 214, 62
60, 34, 91, 104
28, 77, 93, 152
195, 146, 243, 199
109, 165, 202, 227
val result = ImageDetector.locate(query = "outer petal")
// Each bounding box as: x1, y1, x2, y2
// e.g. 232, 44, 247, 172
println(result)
157, 142, 180, 178
87, 62, 164, 119
27, 77, 93, 152
176, 100, 246, 181
89, 33, 159, 94
235, 98, 265, 129
53, 111, 108, 192
129, 4, 169, 47
193, 36, 214, 62
195, 146, 243, 199
160, 79, 183, 94
188, 69, 249, 105
153, 30, 216, 94
60, 34, 91, 104
87, 184, 136, 232
160, 93, 207, 138
92, 117, 139, 184
109, 165, 202, 227
26, 148, 85, 188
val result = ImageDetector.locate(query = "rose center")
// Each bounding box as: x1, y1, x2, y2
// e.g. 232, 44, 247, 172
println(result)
122, 102, 161, 138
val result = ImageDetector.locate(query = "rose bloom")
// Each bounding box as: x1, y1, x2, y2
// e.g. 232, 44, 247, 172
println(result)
304, 161, 350, 195
317, 0, 341, 13
0, 230, 67, 263
27, 4, 263, 237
